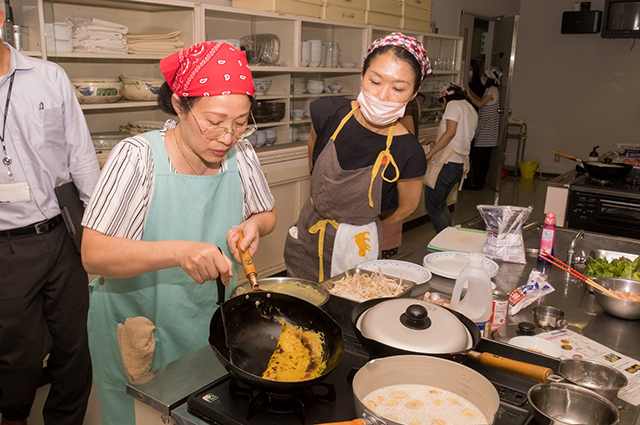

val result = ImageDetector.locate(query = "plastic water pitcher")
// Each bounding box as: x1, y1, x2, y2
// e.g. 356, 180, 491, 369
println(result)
450, 253, 493, 328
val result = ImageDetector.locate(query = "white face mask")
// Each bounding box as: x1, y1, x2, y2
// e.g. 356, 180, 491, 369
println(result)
356, 88, 407, 126
469, 71, 474, 79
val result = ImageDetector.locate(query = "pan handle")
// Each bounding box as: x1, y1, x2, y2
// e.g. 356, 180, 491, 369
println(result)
236, 228, 259, 290
317, 420, 369, 425
216, 247, 225, 305
466, 351, 553, 384
554, 151, 581, 162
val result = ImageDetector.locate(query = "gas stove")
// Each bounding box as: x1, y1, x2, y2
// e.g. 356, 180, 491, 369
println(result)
567, 168, 640, 238
175, 296, 557, 425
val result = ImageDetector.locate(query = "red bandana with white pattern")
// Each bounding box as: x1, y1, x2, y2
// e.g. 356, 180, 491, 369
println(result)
160, 41, 255, 97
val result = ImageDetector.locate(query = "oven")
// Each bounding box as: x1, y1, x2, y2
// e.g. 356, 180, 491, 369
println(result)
566, 175, 640, 239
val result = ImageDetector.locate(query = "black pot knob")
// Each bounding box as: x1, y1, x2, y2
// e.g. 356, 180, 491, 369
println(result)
400, 304, 432, 330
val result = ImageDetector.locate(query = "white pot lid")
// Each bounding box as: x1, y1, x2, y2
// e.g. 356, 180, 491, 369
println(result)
358, 298, 471, 354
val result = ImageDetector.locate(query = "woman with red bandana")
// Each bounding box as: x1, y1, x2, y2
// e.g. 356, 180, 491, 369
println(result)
284, 33, 430, 282
80, 42, 276, 425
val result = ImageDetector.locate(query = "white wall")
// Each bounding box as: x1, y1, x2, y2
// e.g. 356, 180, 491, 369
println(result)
509, 0, 640, 173
431, 0, 521, 35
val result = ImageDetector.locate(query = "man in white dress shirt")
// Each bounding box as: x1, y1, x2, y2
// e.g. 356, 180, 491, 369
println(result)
0, 10, 100, 425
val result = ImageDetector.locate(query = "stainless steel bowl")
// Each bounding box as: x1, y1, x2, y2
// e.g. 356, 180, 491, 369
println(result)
528, 382, 619, 425
231, 277, 330, 307
593, 277, 640, 320
533, 305, 567, 330
558, 359, 628, 401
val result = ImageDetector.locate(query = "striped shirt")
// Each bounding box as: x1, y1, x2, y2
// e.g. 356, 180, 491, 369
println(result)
82, 120, 275, 240
474, 86, 500, 148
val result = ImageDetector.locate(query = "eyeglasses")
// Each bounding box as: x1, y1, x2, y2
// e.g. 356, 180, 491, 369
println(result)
187, 102, 257, 140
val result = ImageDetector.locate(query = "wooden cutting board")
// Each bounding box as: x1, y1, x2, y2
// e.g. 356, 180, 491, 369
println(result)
427, 227, 487, 253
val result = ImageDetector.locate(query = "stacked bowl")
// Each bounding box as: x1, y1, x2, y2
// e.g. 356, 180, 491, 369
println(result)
306, 79, 325, 94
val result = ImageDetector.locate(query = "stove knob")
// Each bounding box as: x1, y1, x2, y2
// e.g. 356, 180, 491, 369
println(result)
517, 322, 536, 335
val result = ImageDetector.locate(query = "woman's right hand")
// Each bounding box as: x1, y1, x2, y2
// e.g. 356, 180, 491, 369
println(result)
176, 242, 233, 285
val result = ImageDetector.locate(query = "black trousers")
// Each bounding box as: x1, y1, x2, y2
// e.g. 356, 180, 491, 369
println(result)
0, 224, 92, 424
470, 145, 494, 187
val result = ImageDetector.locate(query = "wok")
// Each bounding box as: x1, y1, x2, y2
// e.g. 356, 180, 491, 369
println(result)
209, 291, 344, 393
555, 151, 633, 181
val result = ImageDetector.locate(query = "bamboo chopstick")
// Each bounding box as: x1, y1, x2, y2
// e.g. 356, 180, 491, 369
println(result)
538, 251, 623, 299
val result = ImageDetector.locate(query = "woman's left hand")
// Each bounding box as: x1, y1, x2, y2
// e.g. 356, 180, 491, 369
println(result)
227, 220, 261, 264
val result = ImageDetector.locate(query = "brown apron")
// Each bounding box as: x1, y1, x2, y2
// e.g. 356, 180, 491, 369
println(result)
284, 106, 399, 282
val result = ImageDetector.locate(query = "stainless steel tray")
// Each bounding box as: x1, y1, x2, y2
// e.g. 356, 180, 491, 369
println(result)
320, 267, 416, 303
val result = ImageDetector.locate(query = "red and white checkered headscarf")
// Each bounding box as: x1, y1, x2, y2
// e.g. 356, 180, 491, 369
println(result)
365, 32, 432, 81
160, 41, 255, 97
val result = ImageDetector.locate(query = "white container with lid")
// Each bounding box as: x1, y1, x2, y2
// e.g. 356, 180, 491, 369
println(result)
450, 252, 493, 334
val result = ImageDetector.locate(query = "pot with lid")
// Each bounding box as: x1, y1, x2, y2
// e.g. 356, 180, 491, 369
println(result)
352, 297, 481, 358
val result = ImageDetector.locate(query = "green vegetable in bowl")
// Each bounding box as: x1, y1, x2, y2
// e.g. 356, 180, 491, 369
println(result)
586, 256, 640, 281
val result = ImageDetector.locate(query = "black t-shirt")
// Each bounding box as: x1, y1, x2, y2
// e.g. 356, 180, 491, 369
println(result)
310, 97, 427, 216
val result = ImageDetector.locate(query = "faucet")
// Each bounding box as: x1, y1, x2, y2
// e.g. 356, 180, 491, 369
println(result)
566, 229, 585, 266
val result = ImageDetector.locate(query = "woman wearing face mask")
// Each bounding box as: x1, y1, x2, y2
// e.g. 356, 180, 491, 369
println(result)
284, 33, 430, 282
468, 66, 502, 189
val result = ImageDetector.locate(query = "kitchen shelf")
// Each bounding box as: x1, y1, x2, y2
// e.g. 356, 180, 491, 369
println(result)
80, 100, 158, 110
290, 92, 354, 98
49, 52, 168, 60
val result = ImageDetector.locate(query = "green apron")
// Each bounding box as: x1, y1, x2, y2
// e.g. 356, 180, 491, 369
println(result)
87, 130, 243, 425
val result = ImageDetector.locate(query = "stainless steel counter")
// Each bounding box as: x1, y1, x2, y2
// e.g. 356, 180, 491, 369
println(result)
400, 223, 640, 424
132, 222, 640, 424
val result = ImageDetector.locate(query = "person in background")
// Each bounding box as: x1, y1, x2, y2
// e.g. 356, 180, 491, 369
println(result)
468, 59, 485, 109
467, 66, 502, 190
382, 93, 424, 259
81, 42, 276, 425
285, 33, 430, 282
0, 9, 99, 425
422, 83, 478, 233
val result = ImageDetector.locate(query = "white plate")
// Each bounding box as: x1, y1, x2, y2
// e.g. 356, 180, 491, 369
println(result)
508, 336, 563, 358
358, 260, 432, 284
422, 252, 499, 279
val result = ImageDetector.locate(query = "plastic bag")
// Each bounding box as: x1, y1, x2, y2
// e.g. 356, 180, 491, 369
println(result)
508, 269, 554, 315
477, 205, 533, 264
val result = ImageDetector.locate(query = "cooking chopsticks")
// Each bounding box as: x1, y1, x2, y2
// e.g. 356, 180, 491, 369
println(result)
538, 251, 623, 299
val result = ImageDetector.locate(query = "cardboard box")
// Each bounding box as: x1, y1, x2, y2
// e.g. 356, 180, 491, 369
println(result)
401, 4, 430, 21
400, 0, 431, 9
232, 0, 322, 18
366, 10, 401, 27
366, 0, 401, 15
324, 0, 366, 9
401, 16, 430, 32
322, 5, 366, 23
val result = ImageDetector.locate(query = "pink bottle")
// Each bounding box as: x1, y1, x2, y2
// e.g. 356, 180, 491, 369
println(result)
538, 212, 556, 263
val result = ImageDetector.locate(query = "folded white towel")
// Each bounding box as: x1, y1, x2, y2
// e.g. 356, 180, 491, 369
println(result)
66, 16, 128, 34
74, 29, 124, 40
125, 28, 181, 40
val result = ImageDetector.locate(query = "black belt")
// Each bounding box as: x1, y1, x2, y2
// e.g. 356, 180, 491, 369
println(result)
2, 215, 64, 236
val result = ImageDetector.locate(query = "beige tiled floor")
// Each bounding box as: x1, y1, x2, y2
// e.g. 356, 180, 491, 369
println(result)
398, 173, 551, 258
23, 173, 552, 425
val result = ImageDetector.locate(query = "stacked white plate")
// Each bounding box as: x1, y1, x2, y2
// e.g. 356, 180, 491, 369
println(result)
308, 39, 322, 68
301, 41, 311, 67
322, 41, 340, 68
423, 252, 499, 279
358, 260, 432, 284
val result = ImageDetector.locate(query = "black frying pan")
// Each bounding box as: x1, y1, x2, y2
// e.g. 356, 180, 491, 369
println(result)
555, 151, 633, 181
209, 291, 344, 393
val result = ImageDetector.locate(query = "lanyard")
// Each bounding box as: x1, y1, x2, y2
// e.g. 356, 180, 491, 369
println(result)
1, 72, 16, 180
